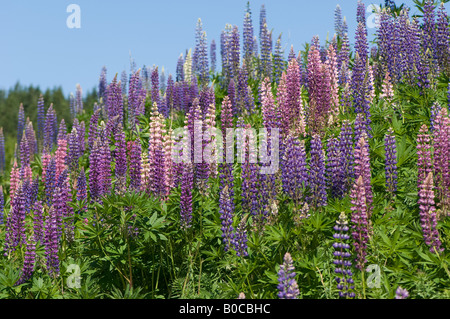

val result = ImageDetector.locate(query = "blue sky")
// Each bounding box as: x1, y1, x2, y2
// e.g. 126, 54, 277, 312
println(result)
0, 0, 448, 97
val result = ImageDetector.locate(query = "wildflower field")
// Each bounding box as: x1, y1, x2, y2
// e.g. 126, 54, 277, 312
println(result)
1, 0, 450, 300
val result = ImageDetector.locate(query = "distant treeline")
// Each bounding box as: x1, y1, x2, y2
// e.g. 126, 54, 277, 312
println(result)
0, 82, 97, 173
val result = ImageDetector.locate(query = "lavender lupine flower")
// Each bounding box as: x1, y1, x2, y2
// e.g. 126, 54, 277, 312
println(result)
236, 62, 253, 115
16, 236, 36, 285
128, 138, 142, 191
105, 75, 124, 123
219, 185, 235, 252
45, 157, 56, 205
395, 287, 409, 299
418, 172, 443, 253
333, 212, 355, 298
272, 33, 284, 83
210, 39, 216, 74
437, 3, 450, 72
385, 128, 398, 194
37, 95, 45, 150
121, 70, 128, 96
45, 206, 60, 277
338, 120, 354, 196
335, 5, 344, 38
99, 66, 108, 101
277, 252, 299, 299
88, 109, 100, 151
259, 20, 272, 81
4, 182, 27, 255
308, 135, 327, 209
196, 29, 209, 87
422, 0, 437, 63
350, 176, 369, 271
228, 78, 237, 117
356, 0, 366, 27
180, 163, 194, 230
166, 74, 175, 114
67, 128, 79, 171
75, 84, 83, 115
0, 128, 5, 174
17, 103, 25, 150
44, 104, 57, 152
114, 125, 127, 194
338, 31, 350, 86
176, 54, 185, 82
128, 69, 147, 125
243, 2, 254, 67
228, 25, 241, 81
69, 93, 76, 120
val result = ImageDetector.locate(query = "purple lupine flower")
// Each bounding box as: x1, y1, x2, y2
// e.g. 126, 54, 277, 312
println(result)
44, 104, 57, 152
176, 54, 184, 82
45, 205, 60, 277
385, 128, 398, 193
68, 127, 80, 171
128, 69, 147, 125
281, 135, 308, 205
0, 127, 5, 174
166, 74, 175, 115
418, 172, 443, 253
417, 124, 433, 189
338, 31, 350, 86
219, 185, 235, 252
210, 39, 217, 74
259, 19, 272, 81
180, 163, 194, 230
88, 139, 101, 201
335, 5, 344, 38
356, 0, 366, 27
286, 58, 305, 137
422, 0, 437, 63
77, 168, 87, 210
327, 137, 344, 199
308, 135, 327, 209
16, 236, 36, 285
151, 66, 162, 112
5, 182, 27, 255
114, 124, 127, 194
243, 2, 254, 67
277, 252, 299, 299
105, 74, 124, 123
229, 25, 240, 82
99, 66, 108, 101
75, 84, 83, 115
350, 176, 369, 271
128, 138, 142, 191
196, 29, 209, 86
0, 185, 3, 224
333, 212, 355, 298
88, 111, 100, 152
17, 103, 25, 149
236, 62, 253, 115
395, 287, 409, 299
272, 33, 284, 83
227, 78, 237, 118
45, 157, 56, 205
37, 95, 45, 151
430, 101, 442, 132
32, 200, 44, 244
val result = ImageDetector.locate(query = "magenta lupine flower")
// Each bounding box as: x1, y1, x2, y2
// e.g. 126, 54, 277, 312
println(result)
326, 43, 339, 119
219, 185, 235, 252
354, 135, 373, 218
418, 172, 443, 253
55, 137, 68, 182
385, 128, 398, 194
350, 176, 369, 271
417, 124, 433, 189
308, 135, 327, 209
128, 138, 142, 192
180, 163, 194, 230
286, 59, 305, 136
277, 252, 299, 299
380, 72, 394, 103
260, 77, 280, 130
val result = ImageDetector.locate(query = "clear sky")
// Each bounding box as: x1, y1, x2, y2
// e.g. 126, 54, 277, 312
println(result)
0, 0, 448, 97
